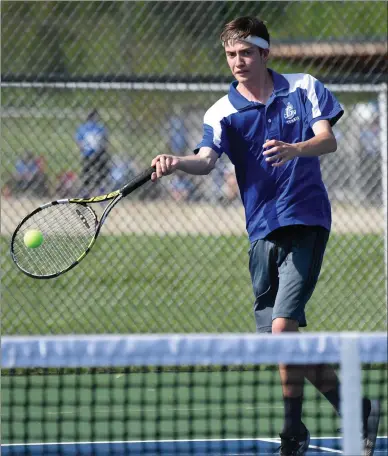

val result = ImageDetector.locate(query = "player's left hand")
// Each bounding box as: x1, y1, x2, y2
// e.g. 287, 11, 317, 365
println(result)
263, 139, 300, 167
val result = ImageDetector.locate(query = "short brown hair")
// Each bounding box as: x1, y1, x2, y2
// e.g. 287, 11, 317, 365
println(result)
220, 16, 270, 47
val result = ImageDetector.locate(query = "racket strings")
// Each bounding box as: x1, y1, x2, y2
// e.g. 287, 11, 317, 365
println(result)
12, 203, 97, 276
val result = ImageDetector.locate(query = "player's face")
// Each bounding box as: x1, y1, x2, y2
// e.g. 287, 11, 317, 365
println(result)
224, 41, 266, 83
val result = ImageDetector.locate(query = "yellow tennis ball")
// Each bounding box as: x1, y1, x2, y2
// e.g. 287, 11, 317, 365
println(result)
24, 229, 44, 248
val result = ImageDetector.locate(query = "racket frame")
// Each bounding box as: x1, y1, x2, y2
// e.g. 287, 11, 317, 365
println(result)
10, 167, 154, 279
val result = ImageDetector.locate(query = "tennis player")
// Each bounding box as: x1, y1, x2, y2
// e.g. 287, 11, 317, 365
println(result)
150, 16, 380, 456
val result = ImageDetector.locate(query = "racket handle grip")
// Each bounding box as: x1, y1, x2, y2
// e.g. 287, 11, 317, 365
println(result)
121, 167, 155, 197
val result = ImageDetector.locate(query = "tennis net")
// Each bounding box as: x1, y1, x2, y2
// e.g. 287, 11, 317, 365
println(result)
1, 332, 387, 455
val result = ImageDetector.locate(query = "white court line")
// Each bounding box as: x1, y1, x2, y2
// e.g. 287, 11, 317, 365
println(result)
3, 437, 387, 448
255, 437, 343, 453
309, 444, 342, 454
1, 438, 286, 447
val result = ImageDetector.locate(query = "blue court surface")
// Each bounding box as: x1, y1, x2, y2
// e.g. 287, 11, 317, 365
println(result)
2, 437, 387, 455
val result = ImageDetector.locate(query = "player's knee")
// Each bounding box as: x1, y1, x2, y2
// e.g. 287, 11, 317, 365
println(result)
272, 317, 299, 333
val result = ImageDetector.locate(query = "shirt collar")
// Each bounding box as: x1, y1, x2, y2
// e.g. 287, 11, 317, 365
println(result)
228, 68, 290, 111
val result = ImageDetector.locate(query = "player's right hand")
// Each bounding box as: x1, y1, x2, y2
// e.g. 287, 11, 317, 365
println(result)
151, 154, 179, 181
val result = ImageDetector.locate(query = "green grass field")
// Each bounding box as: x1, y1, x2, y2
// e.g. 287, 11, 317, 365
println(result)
2, 232, 386, 335
2, 367, 387, 444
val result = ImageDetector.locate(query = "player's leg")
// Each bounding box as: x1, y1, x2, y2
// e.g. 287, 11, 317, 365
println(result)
249, 236, 278, 334
249, 227, 309, 453
305, 364, 380, 456
304, 363, 340, 411
272, 316, 308, 447
271, 225, 330, 453
272, 226, 337, 421
273, 225, 380, 455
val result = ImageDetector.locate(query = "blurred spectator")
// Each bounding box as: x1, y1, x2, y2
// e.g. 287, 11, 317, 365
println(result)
359, 115, 381, 204
76, 109, 110, 194
169, 111, 189, 155
3, 151, 49, 197
109, 154, 139, 189
210, 158, 239, 205
164, 108, 196, 201
360, 116, 380, 157
168, 173, 195, 202
222, 163, 239, 204
55, 170, 78, 197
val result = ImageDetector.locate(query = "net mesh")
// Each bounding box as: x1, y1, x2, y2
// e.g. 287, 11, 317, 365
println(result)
2, 333, 387, 456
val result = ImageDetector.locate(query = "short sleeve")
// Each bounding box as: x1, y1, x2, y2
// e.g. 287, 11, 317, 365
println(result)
194, 123, 226, 156
193, 97, 235, 155
304, 76, 344, 128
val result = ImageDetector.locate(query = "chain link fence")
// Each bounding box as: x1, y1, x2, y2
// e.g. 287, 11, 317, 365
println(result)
1, 1, 387, 335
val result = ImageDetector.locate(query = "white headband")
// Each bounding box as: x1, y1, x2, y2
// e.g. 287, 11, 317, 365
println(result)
223, 35, 270, 50
241, 35, 270, 49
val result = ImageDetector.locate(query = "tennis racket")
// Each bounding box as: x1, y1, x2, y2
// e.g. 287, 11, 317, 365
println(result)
11, 167, 155, 279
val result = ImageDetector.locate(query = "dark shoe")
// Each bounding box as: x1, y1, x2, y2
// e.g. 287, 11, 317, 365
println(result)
363, 400, 381, 456
278, 428, 310, 456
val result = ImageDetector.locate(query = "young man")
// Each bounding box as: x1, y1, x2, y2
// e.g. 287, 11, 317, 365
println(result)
150, 16, 380, 456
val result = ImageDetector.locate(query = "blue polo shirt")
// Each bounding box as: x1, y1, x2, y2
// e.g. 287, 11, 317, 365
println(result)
195, 69, 344, 242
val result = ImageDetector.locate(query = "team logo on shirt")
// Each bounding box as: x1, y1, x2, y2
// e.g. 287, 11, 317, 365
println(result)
284, 102, 300, 124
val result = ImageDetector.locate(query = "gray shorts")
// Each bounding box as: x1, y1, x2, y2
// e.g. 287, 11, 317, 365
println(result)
248, 225, 330, 333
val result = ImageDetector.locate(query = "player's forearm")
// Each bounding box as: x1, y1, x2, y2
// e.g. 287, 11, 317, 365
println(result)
296, 132, 337, 157
175, 154, 215, 175
151, 148, 217, 181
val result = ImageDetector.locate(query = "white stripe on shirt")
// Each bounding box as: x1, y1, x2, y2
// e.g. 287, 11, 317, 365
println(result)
204, 95, 238, 148
283, 73, 322, 119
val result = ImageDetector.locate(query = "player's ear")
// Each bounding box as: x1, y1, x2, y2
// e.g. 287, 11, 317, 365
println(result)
261, 49, 270, 63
